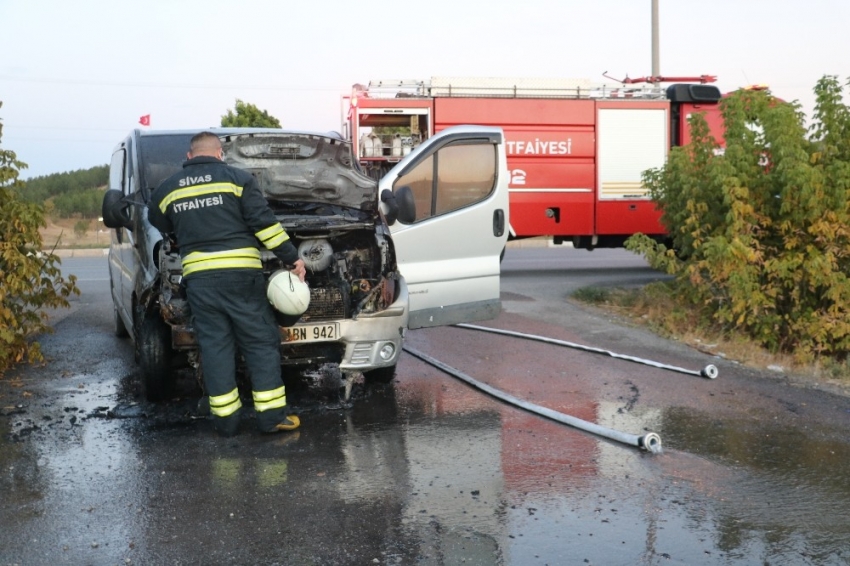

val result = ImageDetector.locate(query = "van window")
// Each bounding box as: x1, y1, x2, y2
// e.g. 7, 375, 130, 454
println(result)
139, 134, 194, 192
393, 141, 496, 223
109, 149, 126, 193
434, 143, 496, 216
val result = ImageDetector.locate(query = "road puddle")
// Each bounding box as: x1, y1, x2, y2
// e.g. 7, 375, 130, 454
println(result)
389, 371, 850, 564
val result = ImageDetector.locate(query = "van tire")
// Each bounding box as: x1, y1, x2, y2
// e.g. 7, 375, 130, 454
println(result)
138, 312, 174, 401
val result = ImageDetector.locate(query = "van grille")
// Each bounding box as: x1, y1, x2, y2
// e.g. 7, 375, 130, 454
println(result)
302, 286, 345, 321
280, 342, 344, 366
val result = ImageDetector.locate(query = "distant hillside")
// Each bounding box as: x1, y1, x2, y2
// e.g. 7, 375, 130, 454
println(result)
18, 164, 108, 218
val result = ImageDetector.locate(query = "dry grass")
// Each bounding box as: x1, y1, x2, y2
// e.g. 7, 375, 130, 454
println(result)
40, 217, 108, 249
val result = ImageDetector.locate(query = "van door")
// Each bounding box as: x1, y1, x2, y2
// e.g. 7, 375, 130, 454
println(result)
107, 145, 136, 332
379, 125, 509, 329
107, 149, 127, 324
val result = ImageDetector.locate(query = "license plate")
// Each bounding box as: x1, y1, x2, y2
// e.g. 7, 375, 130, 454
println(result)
282, 323, 339, 343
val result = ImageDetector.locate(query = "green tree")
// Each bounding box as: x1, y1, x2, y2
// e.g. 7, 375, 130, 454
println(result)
220, 99, 281, 128
627, 76, 850, 362
53, 187, 104, 218
0, 101, 80, 377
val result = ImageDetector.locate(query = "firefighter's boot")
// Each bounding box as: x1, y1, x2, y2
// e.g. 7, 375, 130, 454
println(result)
268, 415, 300, 433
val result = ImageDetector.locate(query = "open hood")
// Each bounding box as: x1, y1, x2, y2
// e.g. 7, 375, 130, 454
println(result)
220, 132, 378, 211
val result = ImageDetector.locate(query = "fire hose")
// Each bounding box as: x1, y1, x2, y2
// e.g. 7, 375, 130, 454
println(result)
403, 345, 663, 454
455, 323, 718, 379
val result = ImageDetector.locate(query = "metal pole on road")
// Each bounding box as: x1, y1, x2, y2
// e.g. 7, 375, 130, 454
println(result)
455, 323, 719, 379
404, 345, 663, 453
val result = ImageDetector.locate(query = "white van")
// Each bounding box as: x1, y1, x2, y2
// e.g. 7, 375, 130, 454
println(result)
101, 126, 508, 401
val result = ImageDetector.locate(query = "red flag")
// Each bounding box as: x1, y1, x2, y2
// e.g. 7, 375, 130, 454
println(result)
139, 114, 151, 126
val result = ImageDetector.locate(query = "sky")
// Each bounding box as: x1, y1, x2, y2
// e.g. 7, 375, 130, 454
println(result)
1, 0, 848, 179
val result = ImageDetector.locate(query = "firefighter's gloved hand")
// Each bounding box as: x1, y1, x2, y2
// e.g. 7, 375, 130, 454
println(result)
287, 259, 306, 282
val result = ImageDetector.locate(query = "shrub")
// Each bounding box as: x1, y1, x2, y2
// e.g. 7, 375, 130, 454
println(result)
74, 219, 90, 238
627, 76, 850, 362
0, 102, 80, 376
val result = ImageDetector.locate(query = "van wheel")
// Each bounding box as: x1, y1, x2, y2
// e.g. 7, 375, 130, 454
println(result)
138, 312, 174, 401
114, 305, 130, 338
364, 364, 396, 385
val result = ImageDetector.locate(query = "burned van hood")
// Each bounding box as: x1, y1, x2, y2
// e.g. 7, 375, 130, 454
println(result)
221, 132, 378, 212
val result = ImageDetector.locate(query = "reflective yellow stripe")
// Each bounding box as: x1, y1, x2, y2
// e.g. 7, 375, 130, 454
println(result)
264, 231, 289, 249
255, 224, 283, 242
253, 386, 286, 402
255, 224, 290, 249
253, 386, 286, 413
159, 182, 243, 213
210, 388, 242, 417
254, 396, 287, 413
182, 247, 262, 276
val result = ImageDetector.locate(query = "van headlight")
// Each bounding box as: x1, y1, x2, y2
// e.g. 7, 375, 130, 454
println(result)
379, 343, 395, 361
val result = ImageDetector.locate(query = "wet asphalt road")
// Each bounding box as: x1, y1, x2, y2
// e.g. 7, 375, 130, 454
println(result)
2, 249, 850, 565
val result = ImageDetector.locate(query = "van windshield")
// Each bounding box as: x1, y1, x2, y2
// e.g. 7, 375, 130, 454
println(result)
139, 134, 194, 192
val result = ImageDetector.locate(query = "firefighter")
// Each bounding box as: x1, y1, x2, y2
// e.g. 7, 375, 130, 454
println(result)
148, 131, 306, 437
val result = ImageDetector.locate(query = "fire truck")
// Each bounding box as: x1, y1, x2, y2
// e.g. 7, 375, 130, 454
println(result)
344, 76, 725, 249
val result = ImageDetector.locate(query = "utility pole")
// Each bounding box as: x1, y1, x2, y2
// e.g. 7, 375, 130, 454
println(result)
651, 0, 660, 78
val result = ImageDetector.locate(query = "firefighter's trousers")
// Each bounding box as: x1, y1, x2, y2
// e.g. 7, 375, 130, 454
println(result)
185, 270, 288, 434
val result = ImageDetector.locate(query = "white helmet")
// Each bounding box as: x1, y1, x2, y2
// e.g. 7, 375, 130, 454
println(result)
267, 270, 310, 315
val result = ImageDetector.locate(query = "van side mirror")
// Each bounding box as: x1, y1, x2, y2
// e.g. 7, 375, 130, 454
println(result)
380, 189, 398, 225
394, 186, 416, 224
101, 189, 133, 230
380, 186, 416, 225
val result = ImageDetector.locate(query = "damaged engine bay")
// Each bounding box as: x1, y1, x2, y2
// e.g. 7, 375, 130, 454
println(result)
157, 203, 401, 370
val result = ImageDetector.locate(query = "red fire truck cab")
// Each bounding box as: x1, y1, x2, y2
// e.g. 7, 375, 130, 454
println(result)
344, 77, 724, 249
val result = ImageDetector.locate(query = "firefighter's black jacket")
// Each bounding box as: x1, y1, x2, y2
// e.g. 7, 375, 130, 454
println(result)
148, 156, 298, 277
